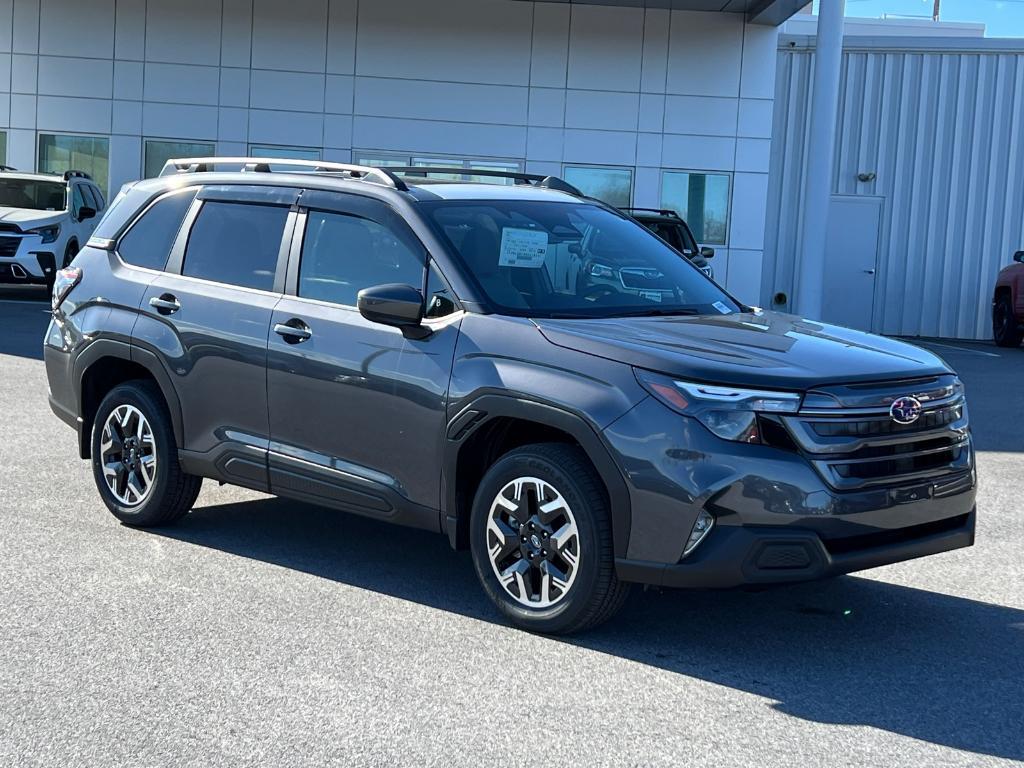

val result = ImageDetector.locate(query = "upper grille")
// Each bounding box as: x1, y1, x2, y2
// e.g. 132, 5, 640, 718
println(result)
0, 236, 21, 257
619, 267, 669, 291
782, 375, 972, 491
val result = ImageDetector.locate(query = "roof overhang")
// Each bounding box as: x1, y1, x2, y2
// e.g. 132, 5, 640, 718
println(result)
510, 0, 808, 26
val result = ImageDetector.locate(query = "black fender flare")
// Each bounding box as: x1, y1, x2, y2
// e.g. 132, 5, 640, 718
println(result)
443, 393, 632, 558
73, 339, 185, 457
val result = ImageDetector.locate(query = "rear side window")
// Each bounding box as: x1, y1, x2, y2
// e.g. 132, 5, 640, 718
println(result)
117, 189, 197, 271
298, 210, 423, 306
183, 201, 288, 291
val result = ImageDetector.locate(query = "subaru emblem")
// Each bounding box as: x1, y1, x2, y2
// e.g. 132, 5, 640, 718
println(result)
890, 396, 923, 425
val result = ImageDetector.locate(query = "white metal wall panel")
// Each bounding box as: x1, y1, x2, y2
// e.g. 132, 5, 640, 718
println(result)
765, 37, 1024, 340
0, 0, 783, 304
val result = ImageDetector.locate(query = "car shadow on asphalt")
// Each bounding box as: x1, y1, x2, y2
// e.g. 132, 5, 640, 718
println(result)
0, 295, 50, 361
155, 495, 1023, 762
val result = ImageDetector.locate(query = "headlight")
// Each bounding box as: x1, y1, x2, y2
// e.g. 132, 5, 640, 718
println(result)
28, 223, 61, 244
636, 369, 802, 443
589, 262, 616, 279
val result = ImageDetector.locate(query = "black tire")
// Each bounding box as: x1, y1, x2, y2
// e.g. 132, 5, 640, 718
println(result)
993, 294, 1022, 348
91, 380, 202, 527
61, 240, 78, 269
470, 443, 631, 634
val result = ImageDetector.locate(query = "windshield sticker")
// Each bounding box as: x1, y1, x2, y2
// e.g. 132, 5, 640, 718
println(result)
639, 290, 664, 303
712, 301, 732, 314
498, 227, 548, 268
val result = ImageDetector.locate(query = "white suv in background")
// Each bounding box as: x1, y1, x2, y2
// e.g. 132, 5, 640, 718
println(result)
0, 167, 105, 290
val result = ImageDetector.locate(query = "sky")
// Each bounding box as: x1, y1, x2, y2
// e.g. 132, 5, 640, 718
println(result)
811, 0, 1024, 37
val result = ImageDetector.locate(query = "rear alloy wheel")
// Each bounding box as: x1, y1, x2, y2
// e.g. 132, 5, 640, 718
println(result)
993, 294, 1022, 348
99, 404, 157, 507
470, 443, 630, 634
91, 381, 202, 527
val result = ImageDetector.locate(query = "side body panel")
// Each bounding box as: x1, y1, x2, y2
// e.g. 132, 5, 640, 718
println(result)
266, 298, 461, 529
444, 313, 646, 555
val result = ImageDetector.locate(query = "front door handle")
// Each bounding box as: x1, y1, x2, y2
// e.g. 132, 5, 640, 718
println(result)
863, 269, 876, 275
274, 319, 312, 343
149, 294, 180, 314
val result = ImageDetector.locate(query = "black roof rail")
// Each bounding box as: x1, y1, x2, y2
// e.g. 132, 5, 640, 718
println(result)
0, 164, 17, 172
621, 207, 681, 219
388, 166, 583, 196
63, 169, 93, 180
158, 156, 408, 191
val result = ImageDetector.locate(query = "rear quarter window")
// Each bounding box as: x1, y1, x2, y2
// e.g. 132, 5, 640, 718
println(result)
116, 189, 197, 271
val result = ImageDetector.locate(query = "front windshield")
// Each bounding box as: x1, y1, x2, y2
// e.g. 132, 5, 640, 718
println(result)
423, 200, 739, 318
0, 178, 67, 211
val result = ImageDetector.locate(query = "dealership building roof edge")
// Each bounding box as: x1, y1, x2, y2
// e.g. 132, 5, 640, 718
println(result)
504, 0, 808, 26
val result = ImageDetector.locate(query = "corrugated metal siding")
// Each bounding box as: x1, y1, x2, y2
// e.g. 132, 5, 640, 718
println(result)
765, 39, 1024, 339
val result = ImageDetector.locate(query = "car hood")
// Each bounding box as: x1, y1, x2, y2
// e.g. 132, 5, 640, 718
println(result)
534, 311, 951, 390
0, 207, 65, 228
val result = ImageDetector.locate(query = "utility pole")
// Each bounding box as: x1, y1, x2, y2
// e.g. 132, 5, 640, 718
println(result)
795, 0, 847, 320
933, 0, 941, 22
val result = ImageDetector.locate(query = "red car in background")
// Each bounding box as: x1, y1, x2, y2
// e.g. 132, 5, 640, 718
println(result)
994, 251, 1024, 347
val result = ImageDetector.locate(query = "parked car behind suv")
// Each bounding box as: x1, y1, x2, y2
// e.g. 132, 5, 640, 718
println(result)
622, 207, 715, 279
45, 158, 976, 634
993, 249, 1024, 347
0, 167, 105, 289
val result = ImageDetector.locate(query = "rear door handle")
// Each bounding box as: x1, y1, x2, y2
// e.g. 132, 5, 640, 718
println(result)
274, 319, 312, 343
149, 294, 180, 314
863, 269, 876, 275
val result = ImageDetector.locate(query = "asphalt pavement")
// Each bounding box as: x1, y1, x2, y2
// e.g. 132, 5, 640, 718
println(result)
1, 288, 1022, 767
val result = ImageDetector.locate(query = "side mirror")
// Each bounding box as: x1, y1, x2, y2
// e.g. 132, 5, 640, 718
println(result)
78, 206, 96, 222
700, 246, 715, 259
1014, 250, 1024, 263
357, 283, 427, 337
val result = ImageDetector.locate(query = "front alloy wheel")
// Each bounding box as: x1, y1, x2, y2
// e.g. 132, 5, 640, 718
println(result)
486, 477, 581, 609
470, 443, 631, 634
100, 404, 157, 506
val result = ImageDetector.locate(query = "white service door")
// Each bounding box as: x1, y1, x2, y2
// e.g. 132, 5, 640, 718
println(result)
822, 195, 882, 332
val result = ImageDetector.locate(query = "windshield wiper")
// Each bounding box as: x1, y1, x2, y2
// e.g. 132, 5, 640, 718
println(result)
609, 307, 703, 318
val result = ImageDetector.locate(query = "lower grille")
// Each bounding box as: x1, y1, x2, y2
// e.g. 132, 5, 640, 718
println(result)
783, 375, 972, 491
823, 513, 970, 555
0, 236, 21, 257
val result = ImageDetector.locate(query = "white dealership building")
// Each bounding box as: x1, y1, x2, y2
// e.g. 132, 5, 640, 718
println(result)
0, 0, 803, 308
1, 0, 1021, 339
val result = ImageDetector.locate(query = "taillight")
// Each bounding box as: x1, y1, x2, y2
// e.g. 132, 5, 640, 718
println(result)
52, 266, 82, 310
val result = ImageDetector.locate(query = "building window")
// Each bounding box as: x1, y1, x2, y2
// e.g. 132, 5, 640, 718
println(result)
144, 139, 216, 179
660, 170, 730, 246
354, 152, 523, 184
38, 134, 110, 195
562, 166, 633, 208
0, 131, 7, 166
247, 144, 322, 172
250, 145, 321, 160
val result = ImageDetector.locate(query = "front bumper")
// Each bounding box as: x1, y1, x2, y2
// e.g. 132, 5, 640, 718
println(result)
603, 396, 977, 588
0, 244, 56, 283
617, 507, 975, 588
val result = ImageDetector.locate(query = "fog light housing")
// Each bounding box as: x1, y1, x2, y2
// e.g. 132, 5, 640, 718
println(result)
683, 509, 714, 557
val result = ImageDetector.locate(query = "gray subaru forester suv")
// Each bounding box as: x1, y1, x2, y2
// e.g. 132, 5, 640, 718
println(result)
45, 158, 976, 634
